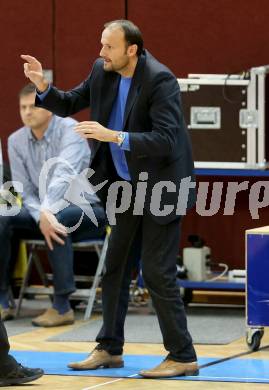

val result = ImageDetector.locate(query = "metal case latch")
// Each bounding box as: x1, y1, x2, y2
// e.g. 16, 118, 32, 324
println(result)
239, 109, 258, 128
189, 107, 221, 129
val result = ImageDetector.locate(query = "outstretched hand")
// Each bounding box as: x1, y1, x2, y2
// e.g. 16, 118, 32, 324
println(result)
75, 121, 118, 143
21, 54, 48, 92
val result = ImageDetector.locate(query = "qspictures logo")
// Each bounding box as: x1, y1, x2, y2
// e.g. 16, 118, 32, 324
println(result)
0, 157, 268, 231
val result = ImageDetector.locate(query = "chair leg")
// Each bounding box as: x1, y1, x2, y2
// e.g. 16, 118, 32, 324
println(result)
8, 288, 16, 309
94, 244, 101, 258
33, 253, 50, 288
84, 234, 109, 320
15, 246, 35, 318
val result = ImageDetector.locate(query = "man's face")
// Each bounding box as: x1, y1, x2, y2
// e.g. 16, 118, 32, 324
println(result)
19, 93, 52, 129
100, 27, 131, 73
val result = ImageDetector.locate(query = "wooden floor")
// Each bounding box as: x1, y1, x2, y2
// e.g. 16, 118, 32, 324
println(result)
7, 309, 269, 390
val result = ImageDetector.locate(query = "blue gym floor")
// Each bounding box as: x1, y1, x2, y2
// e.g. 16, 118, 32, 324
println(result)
10, 350, 269, 383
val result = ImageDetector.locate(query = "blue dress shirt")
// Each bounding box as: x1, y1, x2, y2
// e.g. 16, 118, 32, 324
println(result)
108, 76, 131, 180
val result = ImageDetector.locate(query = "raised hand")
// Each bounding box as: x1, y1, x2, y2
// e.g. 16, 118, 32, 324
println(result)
20, 54, 49, 92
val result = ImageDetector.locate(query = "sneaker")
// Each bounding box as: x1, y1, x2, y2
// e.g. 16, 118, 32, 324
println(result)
0, 364, 43, 386
32, 308, 74, 327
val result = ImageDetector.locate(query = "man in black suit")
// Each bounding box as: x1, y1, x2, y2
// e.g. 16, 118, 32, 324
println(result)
21, 19, 198, 378
0, 318, 43, 386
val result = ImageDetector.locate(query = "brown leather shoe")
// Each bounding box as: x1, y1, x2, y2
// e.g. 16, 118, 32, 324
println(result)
32, 308, 74, 327
140, 358, 199, 378
68, 348, 124, 370
1, 307, 15, 321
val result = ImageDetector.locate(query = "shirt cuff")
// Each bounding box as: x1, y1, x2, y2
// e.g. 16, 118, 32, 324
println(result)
36, 84, 51, 100
28, 208, 40, 223
120, 132, 130, 151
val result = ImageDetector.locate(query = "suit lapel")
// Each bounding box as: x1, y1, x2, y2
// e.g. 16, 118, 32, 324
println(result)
99, 72, 120, 126
90, 72, 119, 160
122, 53, 146, 130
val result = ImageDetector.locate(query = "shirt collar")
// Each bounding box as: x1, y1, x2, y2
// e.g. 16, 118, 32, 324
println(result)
27, 115, 55, 142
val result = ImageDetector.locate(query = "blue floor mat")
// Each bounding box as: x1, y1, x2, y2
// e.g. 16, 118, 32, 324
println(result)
10, 351, 269, 383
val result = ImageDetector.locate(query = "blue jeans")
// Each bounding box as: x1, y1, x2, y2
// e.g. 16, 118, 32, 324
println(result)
0, 204, 106, 295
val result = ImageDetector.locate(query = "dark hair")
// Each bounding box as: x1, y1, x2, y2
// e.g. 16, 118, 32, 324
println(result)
19, 83, 36, 98
104, 19, 144, 56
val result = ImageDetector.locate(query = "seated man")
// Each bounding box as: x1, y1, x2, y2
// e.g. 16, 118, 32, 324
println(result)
0, 83, 106, 326
0, 316, 43, 386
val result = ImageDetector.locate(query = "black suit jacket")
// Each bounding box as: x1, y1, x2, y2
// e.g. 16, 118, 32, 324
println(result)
36, 50, 196, 224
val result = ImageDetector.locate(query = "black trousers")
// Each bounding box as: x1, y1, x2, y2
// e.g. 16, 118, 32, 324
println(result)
0, 318, 17, 374
96, 206, 197, 363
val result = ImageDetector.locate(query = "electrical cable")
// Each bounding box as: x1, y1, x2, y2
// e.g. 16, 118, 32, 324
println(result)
206, 262, 229, 281
222, 69, 250, 104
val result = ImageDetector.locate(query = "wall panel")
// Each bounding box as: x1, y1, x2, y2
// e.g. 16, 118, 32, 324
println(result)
127, 0, 269, 76
0, 0, 53, 160
54, 0, 125, 121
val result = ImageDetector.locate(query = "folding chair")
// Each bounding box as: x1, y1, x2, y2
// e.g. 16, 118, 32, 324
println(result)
15, 229, 110, 320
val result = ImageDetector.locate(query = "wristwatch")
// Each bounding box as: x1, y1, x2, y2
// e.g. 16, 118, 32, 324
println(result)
117, 131, 126, 147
